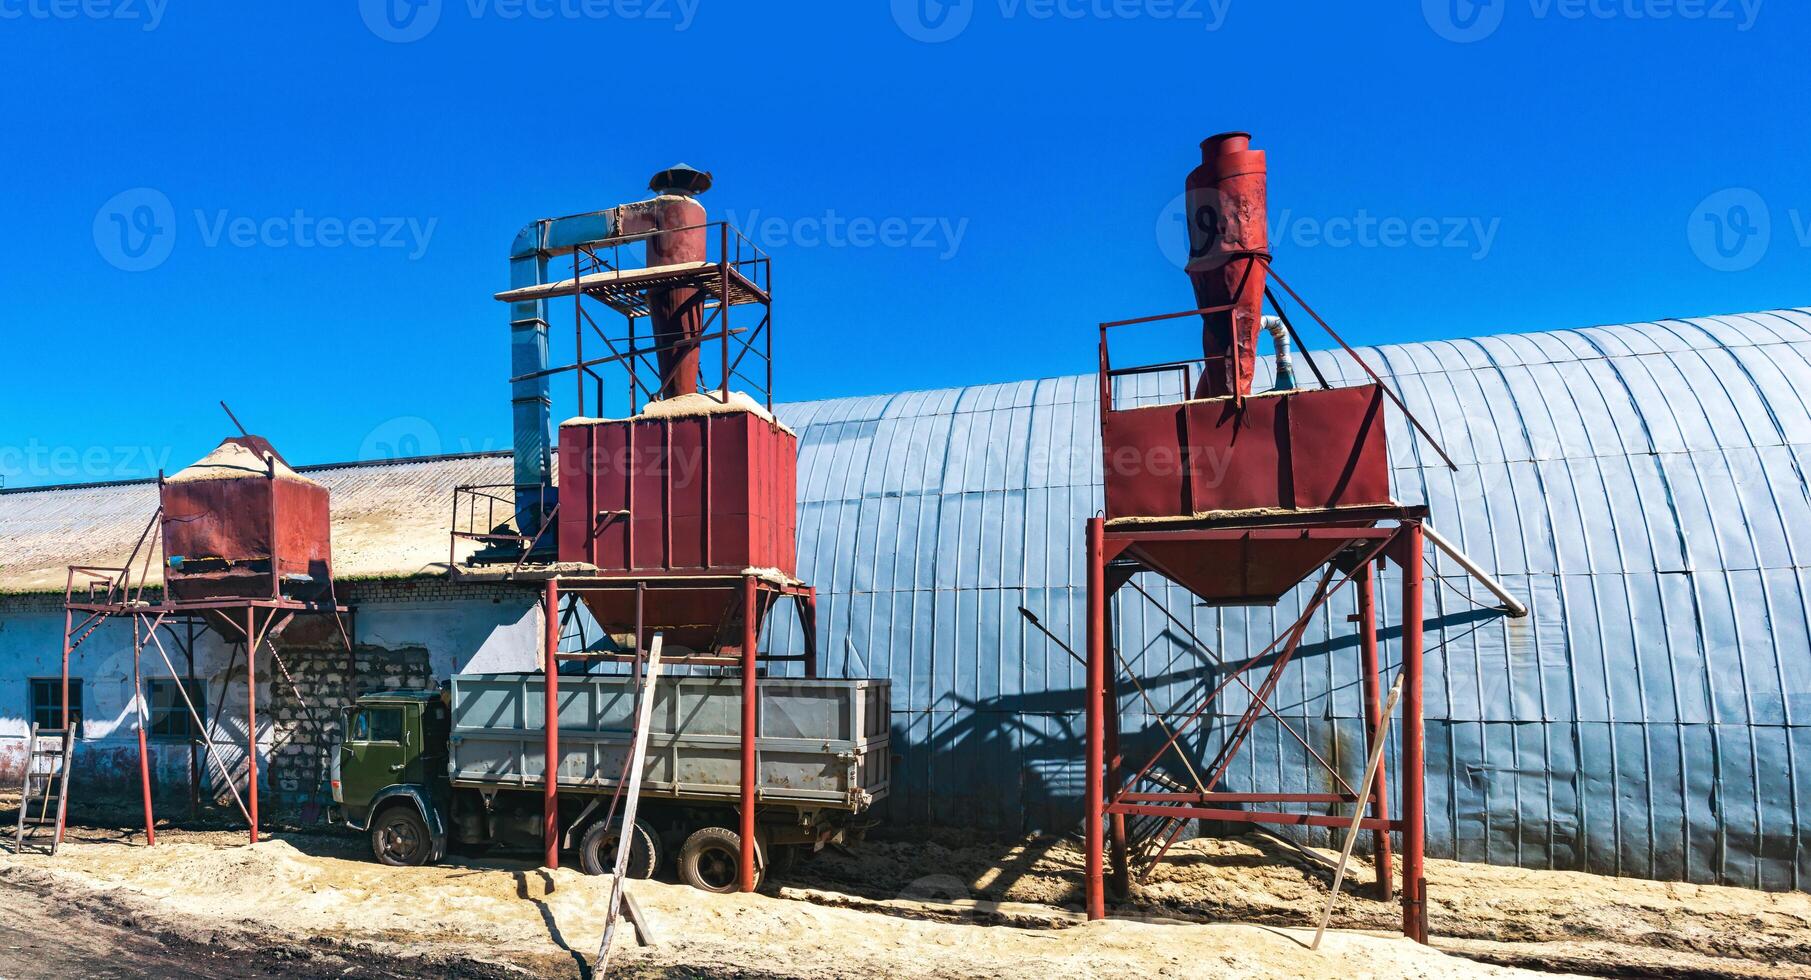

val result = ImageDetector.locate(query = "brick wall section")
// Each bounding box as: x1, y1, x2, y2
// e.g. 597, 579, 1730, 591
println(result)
265, 643, 435, 814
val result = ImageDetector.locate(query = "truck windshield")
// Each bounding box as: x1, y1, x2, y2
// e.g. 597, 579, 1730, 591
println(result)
351, 706, 404, 743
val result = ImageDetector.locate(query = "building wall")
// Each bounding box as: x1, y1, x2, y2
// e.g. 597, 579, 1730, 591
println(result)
0, 581, 540, 813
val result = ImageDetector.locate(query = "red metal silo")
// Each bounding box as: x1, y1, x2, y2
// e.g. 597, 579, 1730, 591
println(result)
1186, 132, 1269, 399
556, 396, 798, 650
159, 435, 332, 602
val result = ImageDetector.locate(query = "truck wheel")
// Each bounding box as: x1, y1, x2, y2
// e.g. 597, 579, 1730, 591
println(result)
579, 818, 660, 879
679, 826, 760, 893
371, 805, 433, 867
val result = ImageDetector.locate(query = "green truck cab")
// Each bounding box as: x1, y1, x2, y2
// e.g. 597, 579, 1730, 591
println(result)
332, 674, 891, 892
332, 690, 452, 866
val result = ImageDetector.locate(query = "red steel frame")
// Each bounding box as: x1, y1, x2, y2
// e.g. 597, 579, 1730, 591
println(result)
488, 227, 816, 891
1085, 266, 1443, 942
534, 572, 820, 886
1082, 515, 1427, 940
58, 497, 352, 849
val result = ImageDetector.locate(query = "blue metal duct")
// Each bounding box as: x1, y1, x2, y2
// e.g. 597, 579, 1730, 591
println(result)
507, 210, 627, 538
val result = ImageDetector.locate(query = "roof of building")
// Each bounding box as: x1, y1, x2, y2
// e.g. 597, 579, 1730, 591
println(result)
4, 308, 1807, 599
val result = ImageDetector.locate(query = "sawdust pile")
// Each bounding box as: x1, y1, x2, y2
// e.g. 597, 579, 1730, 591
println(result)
1, 830, 1551, 980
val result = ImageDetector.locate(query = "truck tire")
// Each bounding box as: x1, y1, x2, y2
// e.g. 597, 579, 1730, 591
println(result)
679, 826, 760, 893
578, 818, 660, 879
371, 805, 433, 867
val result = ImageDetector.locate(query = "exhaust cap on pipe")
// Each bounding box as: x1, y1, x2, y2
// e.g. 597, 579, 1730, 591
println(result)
649, 163, 713, 197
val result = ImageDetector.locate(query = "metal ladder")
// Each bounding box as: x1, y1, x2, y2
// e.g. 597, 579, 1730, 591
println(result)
13, 724, 73, 855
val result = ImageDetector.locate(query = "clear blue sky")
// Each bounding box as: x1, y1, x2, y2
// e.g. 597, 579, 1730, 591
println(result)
3, 0, 1804, 487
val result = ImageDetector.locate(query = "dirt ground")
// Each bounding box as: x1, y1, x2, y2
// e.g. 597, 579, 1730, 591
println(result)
1, 806, 1807, 979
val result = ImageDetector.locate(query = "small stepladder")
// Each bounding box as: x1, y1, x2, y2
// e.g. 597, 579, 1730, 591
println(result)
13, 723, 74, 855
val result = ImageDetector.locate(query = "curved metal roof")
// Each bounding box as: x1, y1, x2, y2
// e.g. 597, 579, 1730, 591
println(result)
772, 307, 1811, 889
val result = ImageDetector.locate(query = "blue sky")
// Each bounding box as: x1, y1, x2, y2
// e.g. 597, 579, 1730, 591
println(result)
1, 0, 1803, 487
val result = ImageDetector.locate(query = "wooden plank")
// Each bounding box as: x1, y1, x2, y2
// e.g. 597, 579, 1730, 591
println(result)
594, 634, 665, 972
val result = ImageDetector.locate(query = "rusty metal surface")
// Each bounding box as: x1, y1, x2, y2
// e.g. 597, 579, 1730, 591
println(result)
160, 439, 332, 602
1185, 133, 1268, 398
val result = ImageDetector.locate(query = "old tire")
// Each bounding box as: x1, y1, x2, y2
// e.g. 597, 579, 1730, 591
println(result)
678, 826, 760, 893
766, 843, 798, 876
578, 818, 661, 879
371, 805, 433, 867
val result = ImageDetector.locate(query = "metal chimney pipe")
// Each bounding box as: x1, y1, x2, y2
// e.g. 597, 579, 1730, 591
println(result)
1185, 132, 1269, 399
644, 164, 712, 400
1263, 315, 1296, 390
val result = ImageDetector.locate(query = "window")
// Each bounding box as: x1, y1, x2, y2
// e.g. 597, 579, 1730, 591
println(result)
351, 707, 404, 744
29, 678, 82, 735
148, 678, 206, 740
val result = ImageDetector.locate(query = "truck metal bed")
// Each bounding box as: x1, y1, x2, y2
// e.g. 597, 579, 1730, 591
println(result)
447, 673, 890, 810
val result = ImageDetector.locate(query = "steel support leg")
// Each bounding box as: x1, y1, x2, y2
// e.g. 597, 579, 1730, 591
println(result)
1398, 522, 1427, 942
740, 575, 759, 892
1357, 561, 1392, 900
543, 579, 560, 870
134, 619, 155, 846
1105, 600, 1129, 899
1085, 517, 1107, 920
246, 608, 259, 845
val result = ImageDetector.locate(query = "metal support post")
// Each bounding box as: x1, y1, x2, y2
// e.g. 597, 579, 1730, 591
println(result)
1356, 560, 1392, 900
543, 578, 561, 870
1085, 517, 1107, 920
739, 575, 759, 892
1398, 521, 1427, 942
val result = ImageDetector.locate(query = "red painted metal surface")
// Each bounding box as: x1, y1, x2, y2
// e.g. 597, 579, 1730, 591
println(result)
558, 407, 798, 650
543, 579, 560, 871
1084, 517, 1106, 920
739, 574, 758, 892
1397, 523, 1427, 941
1185, 132, 1268, 399
1357, 562, 1394, 900
1103, 384, 1391, 522
160, 437, 332, 603
643, 194, 707, 398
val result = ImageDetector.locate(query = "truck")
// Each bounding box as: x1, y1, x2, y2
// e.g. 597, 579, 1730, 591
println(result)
331, 672, 890, 891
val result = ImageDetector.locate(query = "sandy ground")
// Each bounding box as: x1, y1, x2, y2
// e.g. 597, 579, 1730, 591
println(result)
0, 822, 1548, 980
1, 808, 1806, 979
